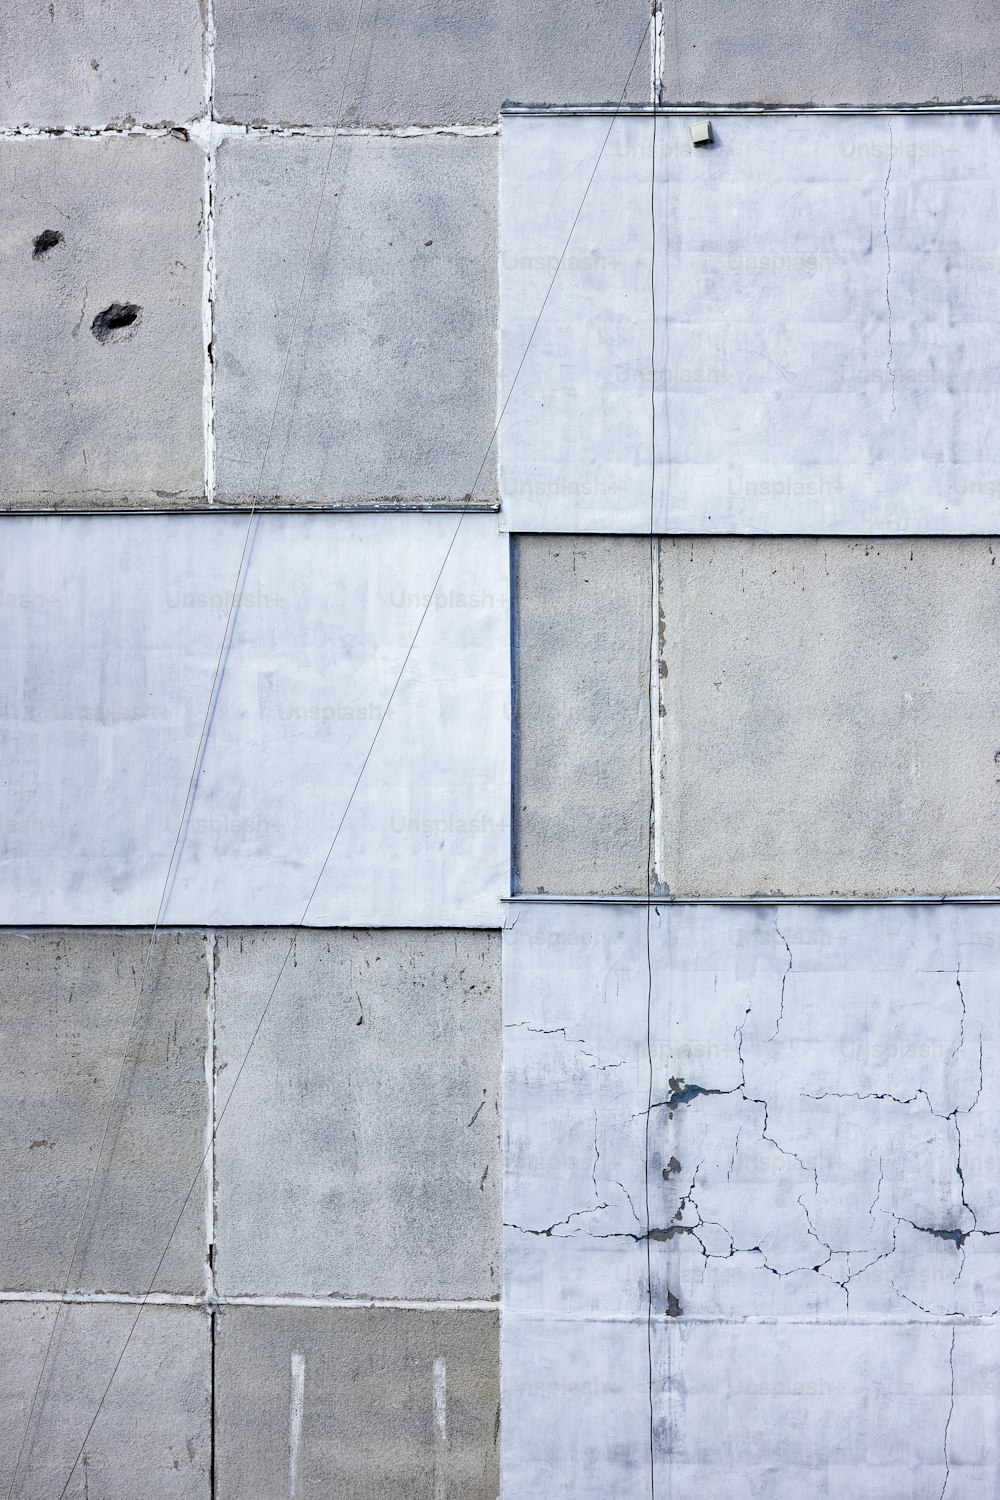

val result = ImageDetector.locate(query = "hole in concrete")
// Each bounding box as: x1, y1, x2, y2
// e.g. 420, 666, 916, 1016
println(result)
32, 229, 63, 259
91, 302, 142, 344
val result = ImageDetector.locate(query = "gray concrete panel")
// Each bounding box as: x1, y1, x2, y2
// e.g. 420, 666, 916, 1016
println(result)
660, 0, 999, 106
214, 0, 651, 127
513, 536, 650, 895
215, 1305, 498, 1499
0, 138, 205, 508
213, 134, 497, 507
0, 931, 208, 1295
213, 929, 501, 1299
0, 1302, 210, 1500
660, 538, 1000, 897
0, 0, 204, 129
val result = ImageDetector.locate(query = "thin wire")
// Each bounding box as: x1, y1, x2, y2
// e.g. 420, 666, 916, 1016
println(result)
6, 4, 370, 1495
644, 96, 659, 1500
48, 17, 655, 1497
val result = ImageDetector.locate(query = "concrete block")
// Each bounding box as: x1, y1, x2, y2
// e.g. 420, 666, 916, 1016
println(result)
0, 931, 208, 1295
659, 0, 1000, 106
214, 0, 651, 127
502, 113, 1000, 533
660, 538, 1000, 897
214, 134, 497, 507
0, 1302, 210, 1499
214, 1304, 499, 1499
0, 137, 204, 507
0, 1, 204, 129
503, 900, 1000, 1494
0, 513, 509, 927
513, 536, 650, 895
214, 929, 501, 1299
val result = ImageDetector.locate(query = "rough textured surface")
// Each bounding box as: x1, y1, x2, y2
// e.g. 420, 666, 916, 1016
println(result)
0, 137, 205, 508
514, 536, 650, 895
0, 1303, 210, 1499
503, 900, 1000, 1496
502, 113, 1000, 533
214, 134, 497, 507
0, 514, 509, 927
660, 538, 1000, 896
214, 1305, 499, 1499
214, 0, 651, 126
214, 929, 501, 1299
0, 931, 208, 1295
659, 0, 1000, 105
0, 1, 204, 129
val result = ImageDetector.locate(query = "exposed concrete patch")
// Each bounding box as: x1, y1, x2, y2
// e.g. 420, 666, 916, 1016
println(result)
0, 135, 204, 507
0, 1302, 210, 1499
214, 1304, 499, 1498
513, 536, 650, 896
213, 929, 501, 1300
0, 930, 209, 1296
213, 132, 498, 507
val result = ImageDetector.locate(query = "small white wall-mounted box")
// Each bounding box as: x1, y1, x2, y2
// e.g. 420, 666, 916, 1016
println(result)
689, 118, 714, 146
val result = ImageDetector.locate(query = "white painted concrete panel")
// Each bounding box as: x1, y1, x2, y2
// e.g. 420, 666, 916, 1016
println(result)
0, 514, 508, 926
501, 113, 1000, 533
502, 900, 1000, 1494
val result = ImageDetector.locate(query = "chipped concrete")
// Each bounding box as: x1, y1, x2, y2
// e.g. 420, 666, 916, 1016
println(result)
213, 0, 651, 128
0, 136, 205, 507
660, 538, 1000, 897
213, 133, 498, 507
0, 1302, 210, 1500
0, 931, 208, 1296
214, 1304, 499, 1498
214, 929, 501, 1299
513, 536, 651, 896
503, 899, 1000, 1495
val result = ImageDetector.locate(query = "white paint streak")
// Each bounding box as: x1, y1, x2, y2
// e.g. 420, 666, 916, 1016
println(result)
433, 1356, 448, 1442
289, 1352, 305, 1500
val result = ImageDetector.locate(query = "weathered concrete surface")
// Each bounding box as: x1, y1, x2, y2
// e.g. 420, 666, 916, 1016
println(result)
214, 0, 651, 127
214, 1305, 499, 1499
214, 929, 501, 1299
659, 0, 999, 105
0, 513, 509, 927
214, 135, 497, 506
0, 137, 204, 508
0, 931, 208, 1295
502, 113, 1000, 533
660, 538, 1000, 896
503, 900, 1000, 1496
0, 1302, 210, 1499
0, 1, 204, 129
514, 536, 650, 895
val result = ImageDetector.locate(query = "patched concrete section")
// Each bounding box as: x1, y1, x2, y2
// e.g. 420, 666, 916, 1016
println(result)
214, 135, 497, 507
503, 900, 1000, 1495
514, 537, 650, 895
660, 538, 1000, 897
214, 1305, 499, 1498
0, 0, 204, 129
0, 513, 509, 927
0, 1302, 210, 1499
214, 930, 501, 1299
502, 113, 1000, 533
0, 931, 208, 1295
214, 0, 650, 127
659, 0, 999, 106
0, 137, 204, 508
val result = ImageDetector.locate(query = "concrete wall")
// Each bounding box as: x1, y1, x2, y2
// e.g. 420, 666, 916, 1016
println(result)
4, 0, 999, 1495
